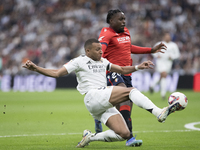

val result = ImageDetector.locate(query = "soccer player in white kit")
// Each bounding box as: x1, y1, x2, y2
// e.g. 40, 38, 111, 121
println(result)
150, 33, 180, 100
23, 38, 179, 148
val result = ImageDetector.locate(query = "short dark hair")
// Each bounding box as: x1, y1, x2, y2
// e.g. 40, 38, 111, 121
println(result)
106, 9, 123, 24
84, 38, 100, 50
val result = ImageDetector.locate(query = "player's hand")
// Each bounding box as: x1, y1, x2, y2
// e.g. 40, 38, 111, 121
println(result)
151, 42, 167, 53
138, 60, 154, 70
22, 60, 37, 71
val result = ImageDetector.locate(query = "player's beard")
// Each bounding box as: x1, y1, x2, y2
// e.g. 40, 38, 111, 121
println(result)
118, 26, 124, 33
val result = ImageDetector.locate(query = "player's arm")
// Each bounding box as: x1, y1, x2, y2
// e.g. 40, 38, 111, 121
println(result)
98, 28, 112, 54
131, 43, 167, 54
22, 60, 68, 78
110, 60, 154, 75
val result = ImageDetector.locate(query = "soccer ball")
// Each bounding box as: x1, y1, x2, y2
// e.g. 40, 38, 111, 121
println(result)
168, 92, 188, 111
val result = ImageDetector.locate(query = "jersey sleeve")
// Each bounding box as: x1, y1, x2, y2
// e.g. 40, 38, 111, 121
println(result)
63, 57, 79, 74
98, 28, 112, 53
131, 45, 152, 54
102, 58, 112, 71
101, 44, 107, 54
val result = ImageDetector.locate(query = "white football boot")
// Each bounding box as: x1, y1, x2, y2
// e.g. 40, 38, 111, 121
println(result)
76, 130, 93, 148
157, 102, 179, 123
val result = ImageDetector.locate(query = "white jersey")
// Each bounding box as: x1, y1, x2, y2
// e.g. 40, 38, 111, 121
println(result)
152, 41, 180, 60
63, 55, 111, 95
152, 41, 180, 73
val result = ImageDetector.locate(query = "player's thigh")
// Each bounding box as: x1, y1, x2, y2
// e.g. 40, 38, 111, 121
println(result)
106, 113, 130, 138
115, 83, 126, 110
116, 83, 132, 109
109, 86, 134, 106
107, 73, 133, 109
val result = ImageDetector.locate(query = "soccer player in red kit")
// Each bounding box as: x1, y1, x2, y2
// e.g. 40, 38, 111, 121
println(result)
96, 9, 166, 147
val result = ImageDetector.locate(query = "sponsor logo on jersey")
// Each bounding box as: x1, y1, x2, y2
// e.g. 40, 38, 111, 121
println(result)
117, 36, 130, 44
87, 64, 106, 73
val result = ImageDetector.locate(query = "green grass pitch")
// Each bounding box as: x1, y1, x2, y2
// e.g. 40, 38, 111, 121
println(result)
0, 89, 200, 150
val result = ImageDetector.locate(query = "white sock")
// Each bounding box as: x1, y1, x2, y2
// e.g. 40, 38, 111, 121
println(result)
90, 130, 125, 142
129, 88, 162, 117
160, 78, 167, 97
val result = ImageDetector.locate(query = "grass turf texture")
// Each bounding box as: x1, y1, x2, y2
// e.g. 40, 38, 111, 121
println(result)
0, 89, 200, 150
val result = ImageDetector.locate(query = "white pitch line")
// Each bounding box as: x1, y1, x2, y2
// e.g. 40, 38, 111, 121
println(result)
0, 129, 197, 138
133, 129, 194, 133
184, 122, 200, 131
0, 133, 67, 138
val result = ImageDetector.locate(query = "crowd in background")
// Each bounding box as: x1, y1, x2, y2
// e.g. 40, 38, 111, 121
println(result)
0, 0, 200, 76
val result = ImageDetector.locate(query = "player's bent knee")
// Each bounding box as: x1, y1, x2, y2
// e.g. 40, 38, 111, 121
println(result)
119, 130, 130, 139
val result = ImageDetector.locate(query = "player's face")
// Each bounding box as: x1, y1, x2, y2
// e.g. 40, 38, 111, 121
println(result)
110, 12, 126, 33
164, 33, 171, 43
88, 43, 102, 61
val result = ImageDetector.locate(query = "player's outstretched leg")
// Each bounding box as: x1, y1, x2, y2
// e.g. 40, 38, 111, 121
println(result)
160, 78, 167, 100
77, 113, 131, 148
129, 88, 179, 123
76, 129, 125, 148
94, 119, 102, 133
149, 79, 159, 94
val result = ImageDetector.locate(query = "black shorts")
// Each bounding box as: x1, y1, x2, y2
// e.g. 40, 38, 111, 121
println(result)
106, 72, 132, 87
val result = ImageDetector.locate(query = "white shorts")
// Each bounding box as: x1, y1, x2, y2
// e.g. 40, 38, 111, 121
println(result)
84, 86, 120, 124
155, 59, 173, 73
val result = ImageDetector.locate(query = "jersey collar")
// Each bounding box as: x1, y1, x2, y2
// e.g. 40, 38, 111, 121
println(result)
109, 26, 129, 35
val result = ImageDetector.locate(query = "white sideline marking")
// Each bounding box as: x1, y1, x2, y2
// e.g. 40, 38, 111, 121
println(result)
0, 130, 196, 138
184, 122, 200, 131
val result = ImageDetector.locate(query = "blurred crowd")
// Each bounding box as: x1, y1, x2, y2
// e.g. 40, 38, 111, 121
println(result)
0, 0, 200, 76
